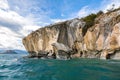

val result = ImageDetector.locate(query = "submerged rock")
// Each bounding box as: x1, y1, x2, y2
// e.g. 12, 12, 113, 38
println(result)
23, 8, 120, 60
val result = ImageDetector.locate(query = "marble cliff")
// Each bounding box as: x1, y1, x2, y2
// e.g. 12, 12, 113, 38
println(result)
23, 8, 120, 60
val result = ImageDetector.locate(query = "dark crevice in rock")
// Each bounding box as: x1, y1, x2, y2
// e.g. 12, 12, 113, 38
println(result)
57, 23, 69, 46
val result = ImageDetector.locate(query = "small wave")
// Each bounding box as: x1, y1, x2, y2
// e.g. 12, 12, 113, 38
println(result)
0, 58, 18, 62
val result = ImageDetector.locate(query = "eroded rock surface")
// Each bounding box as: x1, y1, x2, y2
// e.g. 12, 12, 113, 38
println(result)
23, 9, 120, 60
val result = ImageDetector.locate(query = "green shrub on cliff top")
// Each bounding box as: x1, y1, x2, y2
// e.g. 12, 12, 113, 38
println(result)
82, 14, 97, 27
81, 11, 104, 36
81, 13, 97, 36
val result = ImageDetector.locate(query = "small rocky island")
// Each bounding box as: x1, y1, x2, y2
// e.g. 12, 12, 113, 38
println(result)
23, 8, 120, 60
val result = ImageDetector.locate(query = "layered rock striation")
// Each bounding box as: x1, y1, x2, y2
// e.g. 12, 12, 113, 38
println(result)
23, 9, 120, 60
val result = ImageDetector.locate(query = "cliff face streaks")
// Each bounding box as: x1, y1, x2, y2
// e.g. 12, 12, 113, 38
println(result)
23, 9, 120, 60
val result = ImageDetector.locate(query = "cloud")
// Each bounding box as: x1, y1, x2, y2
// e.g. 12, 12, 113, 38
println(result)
51, 19, 66, 23
0, 0, 43, 50
0, 0, 57, 50
101, 0, 120, 12
0, 0, 54, 34
0, 0, 9, 10
0, 8, 41, 36
0, 0, 47, 35
74, 0, 120, 19
0, 26, 24, 50
70, 6, 97, 19
77, 6, 95, 18
8, 0, 52, 25
0, 9, 28, 31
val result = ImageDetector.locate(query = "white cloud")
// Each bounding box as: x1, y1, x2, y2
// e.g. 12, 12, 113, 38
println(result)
101, 0, 120, 12
76, 6, 97, 18
20, 25, 40, 36
0, 0, 9, 10
0, 8, 41, 35
0, 9, 27, 30
51, 19, 66, 23
0, 0, 42, 50
0, 9, 40, 49
77, 6, 89, 17
77, 6, 91, 18
0, 26, 24, 50
75, 0, 120, 18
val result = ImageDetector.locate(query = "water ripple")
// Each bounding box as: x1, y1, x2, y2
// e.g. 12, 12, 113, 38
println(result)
0, 54, 120, 80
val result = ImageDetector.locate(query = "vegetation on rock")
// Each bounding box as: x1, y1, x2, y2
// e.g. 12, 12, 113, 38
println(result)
81, 11, 103, 36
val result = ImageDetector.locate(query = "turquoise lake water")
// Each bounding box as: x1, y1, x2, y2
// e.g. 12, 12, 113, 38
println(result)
0, 53, 120, 80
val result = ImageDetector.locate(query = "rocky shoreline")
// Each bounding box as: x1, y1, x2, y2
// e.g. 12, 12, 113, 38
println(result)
23, 8, 120, 60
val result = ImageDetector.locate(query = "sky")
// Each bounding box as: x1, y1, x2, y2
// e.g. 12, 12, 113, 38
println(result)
0, 0, 120, 50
